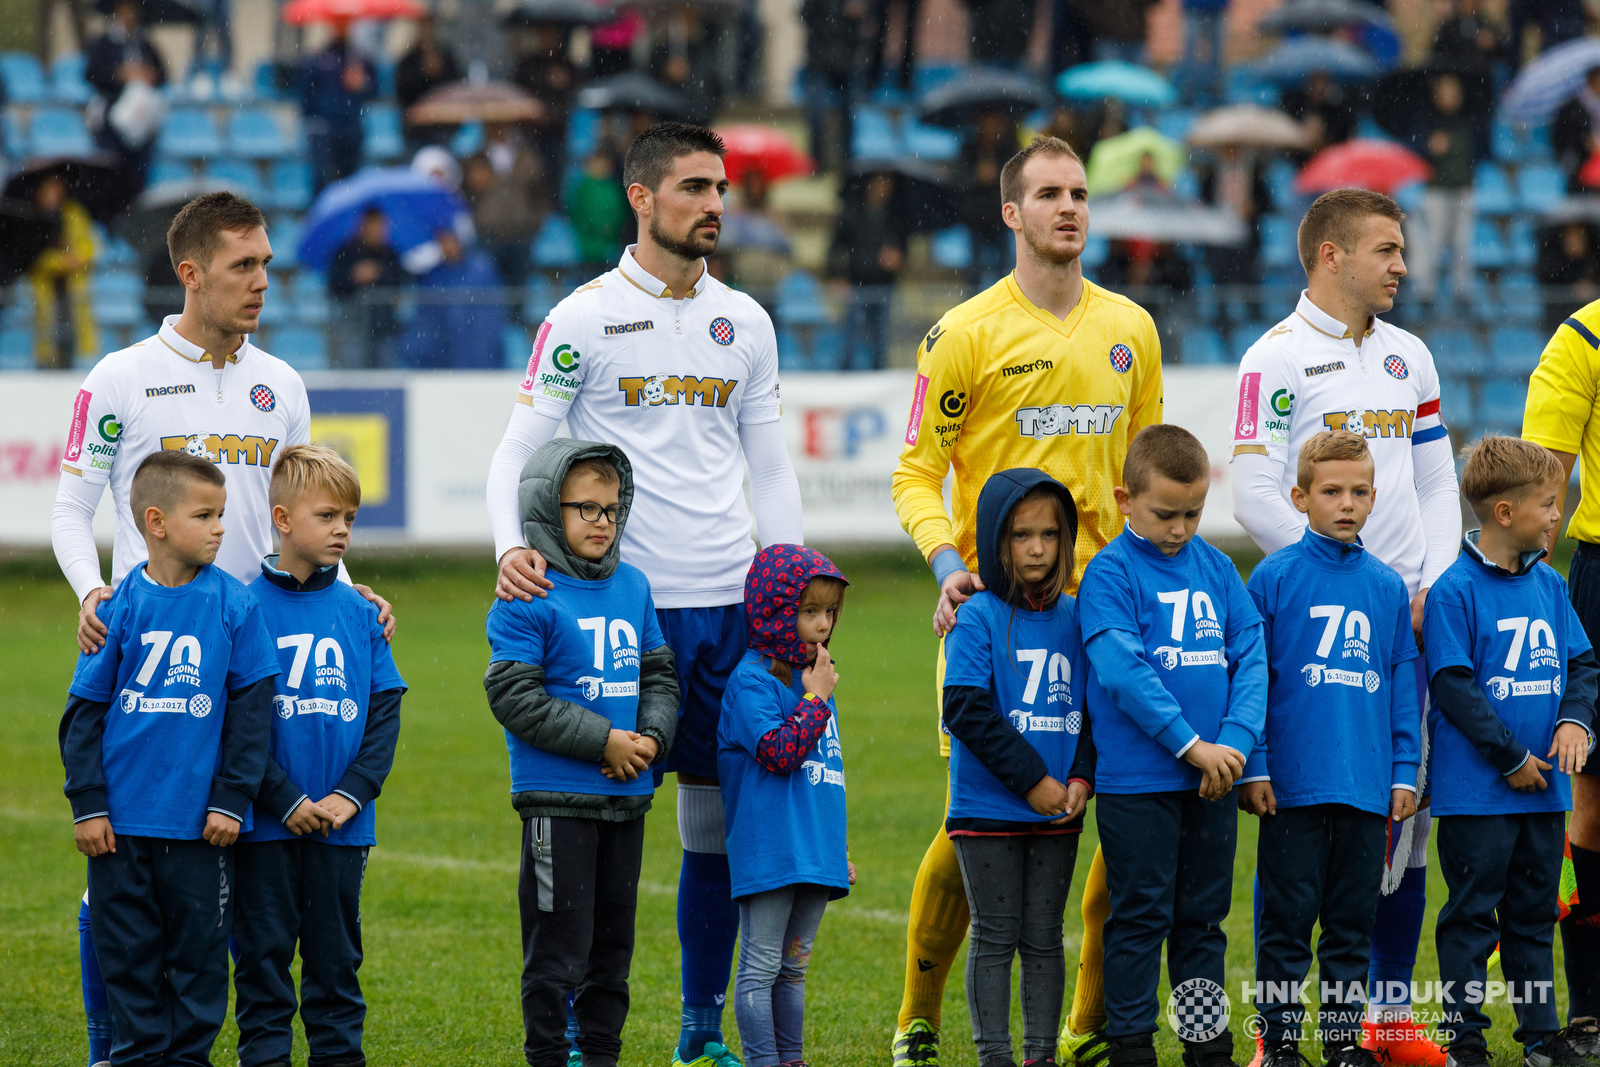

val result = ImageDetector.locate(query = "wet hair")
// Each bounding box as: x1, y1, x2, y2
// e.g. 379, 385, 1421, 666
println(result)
769, 577, 847, 687
1459, 435, 1564, 523
269, 444, 361, 511
999, 135, 1083, 208
1296, 188, 1406, 275
621, 122, 727, 198
1122, 425, 1209, 496
1296, 430, 1373, 491
166, 191, 266, 275
562, 456, 621, 491
130, 449, 225, 533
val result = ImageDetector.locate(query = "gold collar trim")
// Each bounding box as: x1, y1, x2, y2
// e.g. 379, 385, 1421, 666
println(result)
159, 334, 240, 365
618, 266, 698, 300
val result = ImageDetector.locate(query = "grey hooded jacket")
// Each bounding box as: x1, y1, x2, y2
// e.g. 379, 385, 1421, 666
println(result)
484, 438, 679, 821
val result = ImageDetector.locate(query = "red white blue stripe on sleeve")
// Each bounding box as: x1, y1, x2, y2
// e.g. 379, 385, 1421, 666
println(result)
1413, 397, 1448, 445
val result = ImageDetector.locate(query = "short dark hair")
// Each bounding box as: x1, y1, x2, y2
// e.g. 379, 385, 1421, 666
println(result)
1122, 425, 1209, 495
999, 135, 1083, 208
563, 456, 620, 489
1296, 188, 1405, 275
167, 191, 266, 274
130, 449, 226, 533
621, 122, 727, 198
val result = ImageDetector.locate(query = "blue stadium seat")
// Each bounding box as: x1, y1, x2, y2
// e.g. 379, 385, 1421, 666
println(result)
1229, 323, 1271, 357
1438, 375, 1474, 428
30, 107, 94, 155
253, 60, 283, 98
228, 108, 294, 157
1471, 219, 1508, 270
271, 326, 328, 370
4, 109, 26, 155
361, 105, 404, 160
0, 325, 33, 368
1429, 328, 1489, 377
1265, 159, 1301, 213
930, 225, 971, 270
523, 277, 557, 324
376, 58, 397, 99
91, 270, 146, 327
1498, 273, 1542, 323
775, 271, 833, 327
268, 214, 302, 269
450, 120, 484, 157
1491, 121, 1529, 164
565, 109, 600, 160
904, 120, 959, 162
1155, 109, 1198, 143
1183, 328, 1227, 365
267, 159, 313, 210
1488, 325, 1546, 376
531, 213, 579, 268
1079, 234, 1108, 270
287, 270, 329, 325
1517, 163, 1567, 213
1, 51, 48, 102
503, 324, 530, 369
1507, 219, 1537, 267
1260, 214, 1299, 269
158, 109, 222, 158
50, 52, 91, 104
1478, 377, 1528, 430
147, 159, 195, 186
1472, 162, 1517, 215
851, 105, 899, 161
777, 325, 844, 370
203, 158, 263, 201
1393, 180, 1425, 216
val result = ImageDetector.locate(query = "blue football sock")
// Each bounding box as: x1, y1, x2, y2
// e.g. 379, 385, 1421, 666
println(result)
79, 897, 112, 1066
1368, 864, 1427, 1016
566, 989, 581, 1053
677, 849, 738, 1059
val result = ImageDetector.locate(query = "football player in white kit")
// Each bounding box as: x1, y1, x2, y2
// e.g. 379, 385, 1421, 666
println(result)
50, 193, 394, 1067
485, 123, 804, 1067
1231, 189, 1460, 1067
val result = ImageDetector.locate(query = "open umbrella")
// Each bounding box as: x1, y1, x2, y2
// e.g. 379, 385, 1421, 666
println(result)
0, 198, 63, 285
282, 0, 423, 22
1089, 189, 1248, 245
501, 0, 612, 23
1295, 138, 1430, 194
1500, 37, 1600, 122
575, 71, 689, 116
5, 153, 136, 223
1085, 127, 1187, 197
846, 157, 958, 231
407, 81, 547, 125
714, 124, 812, 184
1250, 37, 1379, 83
916, 67, 1051, 128
1258, 0, 1394, 33
94, 0, 204, 22
296, 168, 469, 271
1186, 104, 1311, 149
1056, 61, 1176, 108
1369, 64, 1494, 143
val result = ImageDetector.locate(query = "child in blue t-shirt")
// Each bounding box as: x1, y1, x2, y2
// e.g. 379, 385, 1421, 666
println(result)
1077, 425, 1268, 1067
1423, 436, 1599, 1067
941, 469, 1092, 1067
718, 544, 852, 1067
1239, 431, 1421, 1066
60, 450, 278, 1066
484, 440, 679, 1067
231, 445, 408, 1067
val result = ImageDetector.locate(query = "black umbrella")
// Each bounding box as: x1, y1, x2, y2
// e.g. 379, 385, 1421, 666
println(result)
574, 71, 690, 116
1257, 0, 1394, 33
0, 197, 62, 285
5, 154, 136, 223
94, 0, 205, 24
916, 67, 1050, 128
118, 177, 247, 255
846, 157, 959, 231
1368, 63, 1493, 147
502, 0, 612, 23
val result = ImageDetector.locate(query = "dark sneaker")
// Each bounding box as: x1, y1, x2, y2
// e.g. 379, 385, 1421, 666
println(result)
1327, 1044, 1386, 1067
1444, 1042, 1491, 1067
1526, 1031, 1600, 1067
1109, 1036, 1160, 1067
893, 1021, 940, 1067
1184, 1034, 1239, 1067
1025, 1058, 1060, 1067
1263, 1040, 1313, 1067
1562, 1020, 1600, 1060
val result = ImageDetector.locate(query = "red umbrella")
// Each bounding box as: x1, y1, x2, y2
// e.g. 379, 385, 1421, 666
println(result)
714, 124, 812, 185
282, 0, 423, 22
1294, 138, 1431, 195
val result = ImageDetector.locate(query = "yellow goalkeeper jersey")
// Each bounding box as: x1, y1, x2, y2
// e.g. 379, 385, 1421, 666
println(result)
892, 273, 1164, 592
1524, 300, 1600, 544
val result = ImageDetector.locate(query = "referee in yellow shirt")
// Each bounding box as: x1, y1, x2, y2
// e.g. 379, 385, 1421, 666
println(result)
889, 135, 1163, 1067
1523, 303, 1600, 1051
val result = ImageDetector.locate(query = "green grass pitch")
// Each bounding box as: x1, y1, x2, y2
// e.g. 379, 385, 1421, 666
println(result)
0, 547, 1569, 1065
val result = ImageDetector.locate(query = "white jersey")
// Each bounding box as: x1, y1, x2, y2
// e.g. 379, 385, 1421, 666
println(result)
1230, 292, 1450, 594
60, 317, 310, 590
518, 247, 783, 608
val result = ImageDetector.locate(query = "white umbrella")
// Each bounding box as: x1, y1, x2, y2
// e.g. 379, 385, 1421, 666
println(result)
1089, 190, 1249, 245
1186, 105, 1311, 150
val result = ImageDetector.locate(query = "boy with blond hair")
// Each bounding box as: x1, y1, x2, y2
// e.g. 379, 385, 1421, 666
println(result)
233, 444, 407, 1067
1424, 436, 1600, 1067
1241, 431, 1421, 1067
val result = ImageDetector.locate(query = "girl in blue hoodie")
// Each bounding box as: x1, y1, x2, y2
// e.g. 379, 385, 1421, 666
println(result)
943, 470, 1094, 1067
718, 545, 853, 1067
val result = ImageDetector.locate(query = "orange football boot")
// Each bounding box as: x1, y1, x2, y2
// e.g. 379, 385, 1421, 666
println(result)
1362, 1018, 1447, 1067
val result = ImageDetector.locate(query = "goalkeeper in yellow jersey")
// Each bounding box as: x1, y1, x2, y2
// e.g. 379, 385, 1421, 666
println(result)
889, 135, 1163, 1067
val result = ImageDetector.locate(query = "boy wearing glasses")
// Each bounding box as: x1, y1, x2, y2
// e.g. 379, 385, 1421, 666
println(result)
484, 440, 680, 1067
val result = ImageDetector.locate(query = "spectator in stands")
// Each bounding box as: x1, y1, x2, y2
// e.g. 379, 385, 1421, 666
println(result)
298, 22, 376, 192
1283, 72, 1357, 152
829, 170, 905, 371
1050, 0, 1095, 71
1432, 0, 1509, 102
1075, 0, 1159, 63
1098, 238, 1193, 294
1176, 0, 1227, 105
27, 173, 97, 370
1041, 104, 1092, 158
1554, 67, 1600, 192
801, 0, 878, 172
512, 25, 579, 182
1509, 0, 1584, 60
86, 0, 167, 192
399, 229, 508, 370
1411, 72, 1478, 301
1538, 221, 1600, 330
463, 123, 546, 290
962, 110, 1018, 290
396, 14, 462, 150
967, 0, 1034, 65
328, 207, 407, 368
653, 10, 724, 125
1196, 145, 1268, 300
590, 9, 645, 78
567, 150, 629, 274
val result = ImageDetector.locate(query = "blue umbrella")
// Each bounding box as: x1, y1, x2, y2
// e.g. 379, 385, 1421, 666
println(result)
1056, 61, 1177, 108
296, 168, 469, 272
1500, 37, 1600, 122
1250, 38, 1379, 83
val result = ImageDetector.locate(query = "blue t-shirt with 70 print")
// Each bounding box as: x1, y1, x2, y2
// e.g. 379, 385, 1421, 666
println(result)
68, 564, 279, 839
486, 564, 664, 798
943, 589, 1088, 823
